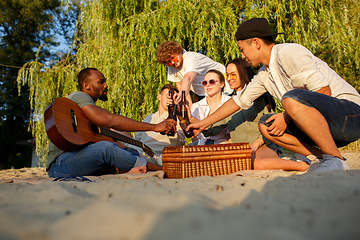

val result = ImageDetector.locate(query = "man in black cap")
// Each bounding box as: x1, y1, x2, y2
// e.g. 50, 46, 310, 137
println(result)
188, 18, 360, 172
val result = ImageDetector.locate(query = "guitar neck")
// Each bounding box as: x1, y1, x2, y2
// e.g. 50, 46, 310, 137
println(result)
99, 127, 142, 147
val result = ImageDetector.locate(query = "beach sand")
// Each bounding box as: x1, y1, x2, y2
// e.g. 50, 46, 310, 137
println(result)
0, 152, 360, 240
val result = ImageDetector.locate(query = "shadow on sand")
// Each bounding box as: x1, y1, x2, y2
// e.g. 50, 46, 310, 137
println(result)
145, 170, 360, 240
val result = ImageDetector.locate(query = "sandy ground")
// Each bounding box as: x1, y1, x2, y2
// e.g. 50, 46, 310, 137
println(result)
0, 152, 360, 240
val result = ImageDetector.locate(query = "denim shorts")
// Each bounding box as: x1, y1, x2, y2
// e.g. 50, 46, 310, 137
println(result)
260, 89, 360, 147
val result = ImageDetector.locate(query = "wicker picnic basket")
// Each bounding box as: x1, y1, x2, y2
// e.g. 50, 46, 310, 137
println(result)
162, 143, 253, 178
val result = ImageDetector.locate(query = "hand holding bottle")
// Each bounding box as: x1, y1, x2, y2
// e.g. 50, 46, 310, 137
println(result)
177, 90, 194, 138
160, 87, 177, 136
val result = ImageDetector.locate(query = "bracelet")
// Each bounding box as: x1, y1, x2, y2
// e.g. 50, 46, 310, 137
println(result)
282, 112, 290, 124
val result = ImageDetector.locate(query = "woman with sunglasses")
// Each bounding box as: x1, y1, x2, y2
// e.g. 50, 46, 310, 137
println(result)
202, 58, 309, 171
156, 41, 232, 106
189, 69, 231, 145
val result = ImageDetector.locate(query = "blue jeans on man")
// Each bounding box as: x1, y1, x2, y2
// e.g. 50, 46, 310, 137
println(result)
48, 141, 141, 178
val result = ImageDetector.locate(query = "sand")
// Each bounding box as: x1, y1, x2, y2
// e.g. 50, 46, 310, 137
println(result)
0, 152, 360, 240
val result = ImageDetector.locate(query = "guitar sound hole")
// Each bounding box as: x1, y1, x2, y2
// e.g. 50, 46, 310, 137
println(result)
90, 123, 100, 134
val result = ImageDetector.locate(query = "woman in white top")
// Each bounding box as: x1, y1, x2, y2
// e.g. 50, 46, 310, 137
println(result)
190, 69, 230, 145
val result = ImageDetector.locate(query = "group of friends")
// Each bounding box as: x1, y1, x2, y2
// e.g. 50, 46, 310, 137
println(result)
46, 18, 360, 178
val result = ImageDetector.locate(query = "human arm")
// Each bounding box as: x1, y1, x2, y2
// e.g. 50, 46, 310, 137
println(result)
189, 115, 201, 124
174, 71, 197, 104
202, 115, 231, 137
251, 137, 265, 152
186, 98, 240, 136
81, 104, 175, 133
204, 95, 268, 138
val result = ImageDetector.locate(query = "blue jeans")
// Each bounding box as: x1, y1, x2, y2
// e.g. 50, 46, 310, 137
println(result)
259, 89, 360, 147
48, 141, 139, 178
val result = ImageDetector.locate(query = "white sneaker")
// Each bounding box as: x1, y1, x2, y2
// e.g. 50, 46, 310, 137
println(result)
313, 155, 350, 172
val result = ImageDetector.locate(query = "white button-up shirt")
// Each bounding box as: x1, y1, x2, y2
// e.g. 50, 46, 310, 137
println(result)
191, 94, 231, 145
233, 43, 360, 109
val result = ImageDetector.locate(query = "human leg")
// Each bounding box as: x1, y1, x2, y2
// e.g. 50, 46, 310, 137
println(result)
282, 89, 360, 150
260, 89, 360, 171
282, 95, 342, 159
258, 116, 323, 158
252, 146, 308, 171
259, 116, 351, 171
260, 90, 360, 156
48, 141, 147, 178
128, 166, 147, 173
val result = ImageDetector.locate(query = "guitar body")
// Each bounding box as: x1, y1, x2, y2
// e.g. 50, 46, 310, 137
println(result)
45, 97, 112, 152
44, 97, 154, 157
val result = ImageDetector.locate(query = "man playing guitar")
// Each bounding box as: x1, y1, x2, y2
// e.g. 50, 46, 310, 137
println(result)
46, 68, 176, 178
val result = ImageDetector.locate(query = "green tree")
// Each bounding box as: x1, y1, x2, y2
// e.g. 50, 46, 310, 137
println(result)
18, 0, 360, 165
242, 0, 360, 91
0, 0, 61, 169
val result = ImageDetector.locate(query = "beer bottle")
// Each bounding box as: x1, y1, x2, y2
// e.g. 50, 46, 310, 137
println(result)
166, 88, 177, 136
160, 88, 177, 136
177, 90, 194, 138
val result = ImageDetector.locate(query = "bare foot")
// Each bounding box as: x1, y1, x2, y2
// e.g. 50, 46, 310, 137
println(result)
127, 166, 147, 174
299, 161, 310, 172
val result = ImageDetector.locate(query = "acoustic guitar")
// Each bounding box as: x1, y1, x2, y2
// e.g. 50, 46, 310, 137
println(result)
44, 97, 154, 157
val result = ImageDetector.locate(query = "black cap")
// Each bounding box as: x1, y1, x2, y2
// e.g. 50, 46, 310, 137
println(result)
235, 18, 284, 41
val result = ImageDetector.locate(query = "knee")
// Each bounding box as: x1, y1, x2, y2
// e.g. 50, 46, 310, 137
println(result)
94, 141, 117, 150
253, 158, 266, 170
258, 123, 267, 136
258, 113, 274, 136
282, 89, 310, 113
259, 113, 274, 125
281, 97, 298, 112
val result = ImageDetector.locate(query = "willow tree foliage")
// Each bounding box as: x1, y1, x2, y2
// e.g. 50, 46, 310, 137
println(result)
243, 0, 360, 91
17, 0, 360, 164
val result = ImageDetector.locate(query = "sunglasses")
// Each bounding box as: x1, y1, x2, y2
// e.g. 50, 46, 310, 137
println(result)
201, 79, 220, 87
225, 72, 237, 80
166, 56, 179, 66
